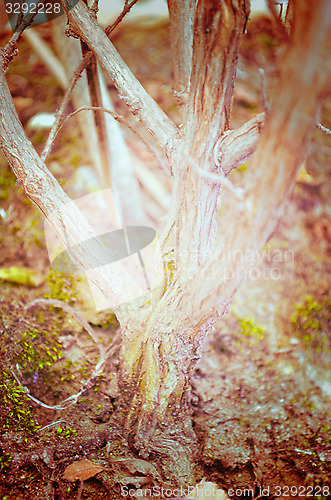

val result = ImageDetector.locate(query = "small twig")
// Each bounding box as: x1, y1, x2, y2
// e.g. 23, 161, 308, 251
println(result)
276, 2, 284, 19
317, 122, 331, 135
46, 105, 170, 173
25, 297, 105, 361
0, 4, 41, 70
266, 0, 289, 39
43, 0, 139, 165
294, 448, 314, 455
188, 157, 245, 200
37, 419, 66, 433
10, 364, 83, 410
8, 298, 122, 412
104, 0, 139, 37
41, 51, 93, 162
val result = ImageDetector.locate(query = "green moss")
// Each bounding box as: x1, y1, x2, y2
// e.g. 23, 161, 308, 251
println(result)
0, 370, 39, 434
44, 269, 78, 303
259, 34, 276, 48
14, 326, 63, 374
290, 295, 331, 362
236, 316, 265, 346
56, 426, 77, 438
91, 312, 119, 329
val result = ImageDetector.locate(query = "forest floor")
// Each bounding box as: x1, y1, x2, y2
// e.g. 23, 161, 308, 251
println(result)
0, 12, 331, 500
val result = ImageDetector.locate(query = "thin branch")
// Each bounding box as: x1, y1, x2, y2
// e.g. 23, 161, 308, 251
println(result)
167, 0, 195, 101
185, 0, 250, 160
266, 0, 289, 40
214, 113, 265, 175
0, 4, 41, 70
42, 0, 140, 163
284, 0, 294, 33
10, 360, 103, 410
104, 0, 139, 37
8, 300, 121, 412
63, 0, 180, 154
41, 51, 93, 161
52, 19, 105, 183
25, 298, 105, 360
188, 157, 245, 200
46, 106, 170, 174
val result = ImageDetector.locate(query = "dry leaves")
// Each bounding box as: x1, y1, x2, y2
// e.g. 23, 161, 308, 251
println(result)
64, 460, 104, 481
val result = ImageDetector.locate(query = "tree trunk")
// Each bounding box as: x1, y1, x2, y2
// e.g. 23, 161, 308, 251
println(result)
117, 288, 217, 484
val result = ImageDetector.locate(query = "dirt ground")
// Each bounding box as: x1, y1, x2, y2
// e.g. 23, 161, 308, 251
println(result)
0, 12, 331, 500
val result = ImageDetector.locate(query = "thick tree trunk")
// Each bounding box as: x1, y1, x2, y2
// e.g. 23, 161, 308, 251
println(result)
117, 288, 216, 484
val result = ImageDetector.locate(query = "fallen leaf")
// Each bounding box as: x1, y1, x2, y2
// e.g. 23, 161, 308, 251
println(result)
64, 460, 104, 481
0, 266, 44, 286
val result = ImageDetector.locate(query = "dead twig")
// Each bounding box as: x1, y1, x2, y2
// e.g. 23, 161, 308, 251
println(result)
41, 51, 93, 162
41, 0, 139, 161
104, 0, 139, 37
8, 298, 121, 411
47, 105, 170, 174
25, 297, 105, 360
266, 0, 289, 40
0, 4, 41, 70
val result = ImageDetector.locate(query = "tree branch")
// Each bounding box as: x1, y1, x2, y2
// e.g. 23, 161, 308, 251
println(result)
185, 0, 250, 156
0, 7, 40, 70
97, 68, 146, 224
51, 18, 105, 184
186, 0, 331, 325
63, 0, 180, 155
167, 0, 195, 101
0, 68, 142, 318
214, 113, 265, 174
